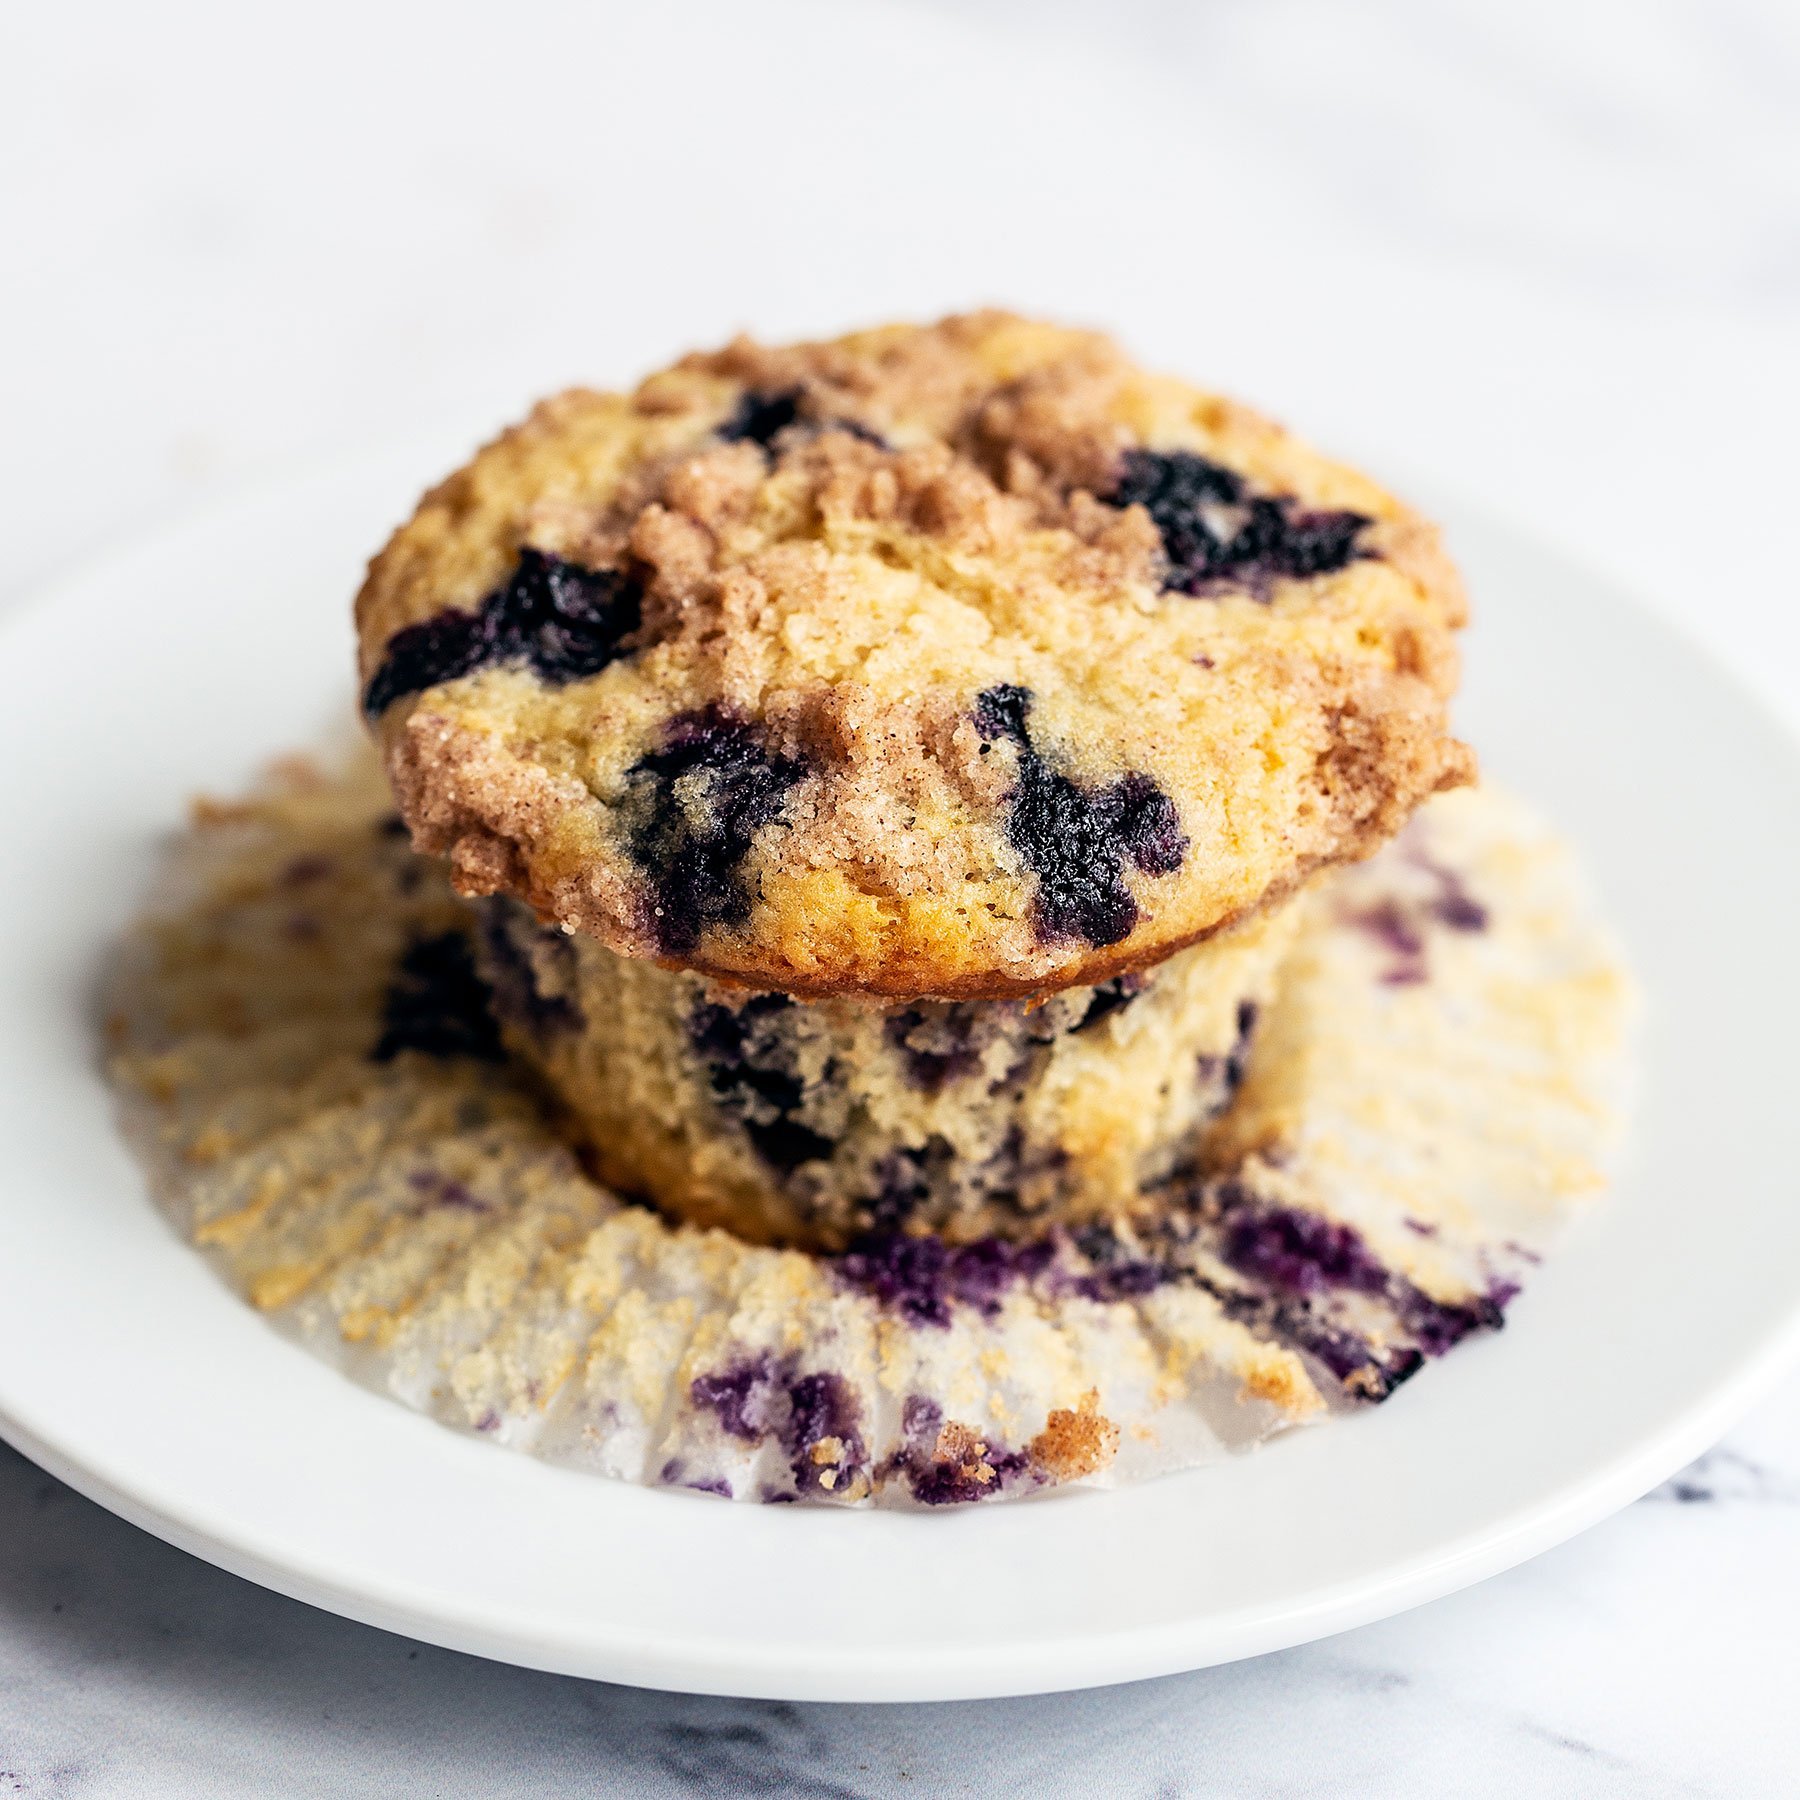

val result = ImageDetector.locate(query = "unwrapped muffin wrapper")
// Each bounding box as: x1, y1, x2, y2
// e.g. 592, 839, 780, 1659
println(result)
107, 756, 1632, 1507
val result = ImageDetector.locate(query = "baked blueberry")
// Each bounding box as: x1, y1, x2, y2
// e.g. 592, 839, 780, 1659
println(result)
358, 314, 1470, 997
976, 684, 1187, 948
1111, 449, 1370, 595
362, 549, 640, 717
371, 932, 504, 1064
621, 708, 806, 954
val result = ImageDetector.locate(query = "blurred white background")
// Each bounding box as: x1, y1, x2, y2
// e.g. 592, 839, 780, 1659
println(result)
2, 1, 1798, 1793
6, 0, 1799, 721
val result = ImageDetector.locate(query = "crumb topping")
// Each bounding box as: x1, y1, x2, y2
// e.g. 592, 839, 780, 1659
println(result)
357, 313, 1472, 996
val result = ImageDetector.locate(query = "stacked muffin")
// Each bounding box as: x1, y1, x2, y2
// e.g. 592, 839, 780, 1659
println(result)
354, 314, 1472, 1253
108, 319, 1630, 1504
354, 313, 1476, 1252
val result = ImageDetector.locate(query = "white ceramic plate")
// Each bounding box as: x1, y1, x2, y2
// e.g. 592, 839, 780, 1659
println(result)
2, 452, 1798, 1703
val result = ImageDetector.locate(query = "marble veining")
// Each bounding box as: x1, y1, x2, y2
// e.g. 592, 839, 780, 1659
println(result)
3, 1422, 1798, 1798
1646, 1447, 1800, 1508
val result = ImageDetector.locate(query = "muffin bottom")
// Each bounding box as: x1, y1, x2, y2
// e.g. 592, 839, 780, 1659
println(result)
477, 896, 1303, 1252
103, 757, 1633, 1508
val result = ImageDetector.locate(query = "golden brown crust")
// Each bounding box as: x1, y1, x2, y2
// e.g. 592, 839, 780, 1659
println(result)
358, 313, 1471, 999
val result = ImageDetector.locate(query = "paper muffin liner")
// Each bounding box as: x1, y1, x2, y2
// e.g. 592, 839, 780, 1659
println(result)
105, 753, 1633, 1506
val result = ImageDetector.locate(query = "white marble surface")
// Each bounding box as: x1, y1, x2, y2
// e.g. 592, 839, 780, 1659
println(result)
3, 0, 1799, 1790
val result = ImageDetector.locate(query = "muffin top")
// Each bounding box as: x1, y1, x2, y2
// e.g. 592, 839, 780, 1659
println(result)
357, 313, 1471, 998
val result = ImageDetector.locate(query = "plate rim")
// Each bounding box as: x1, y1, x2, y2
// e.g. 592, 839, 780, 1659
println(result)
3, 445, 1799, 1703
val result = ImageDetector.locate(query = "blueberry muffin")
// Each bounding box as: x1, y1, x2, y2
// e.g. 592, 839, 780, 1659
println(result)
107, 757, 1632, 1506
476, 889, 1301, 1250
357, 313, 1472, 999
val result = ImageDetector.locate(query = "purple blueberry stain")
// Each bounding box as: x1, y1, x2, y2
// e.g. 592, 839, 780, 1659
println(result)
1067, 1224, 1167, 1304
1196, 999, 1259, 1100
658, 1458, 734, 1500
836, 1231, 1056, 1326
406, 1170, 492, 1214
370, 932, 504, 1064
362, 548, 644, 716
1347, 898, 1430, 985
689, 1354, 867, 1497
1425, 867, 1483, 928
1217, 1196, 1392, 1298
689, 1357, 785, 1441
622, 706, 807, 954
1389, 1281, 1509, 1358
974, 684, 1188, 948
1344, 854, 1487, 986
1204, 1185, 1515, 1380
1110, 448, 1372, 596
1432, 884, 1489, 933
279, 853, 333, 887
836, 1234, 958, 1327
879, 1395, 1034, 1506
783, 1371, 865, 1494
1067, 1182, 1521, 1403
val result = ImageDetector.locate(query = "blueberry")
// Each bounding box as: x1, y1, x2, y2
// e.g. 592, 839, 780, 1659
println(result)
623, 707, 806, 954
1110, 448, 1370, 596
1100, 773, 1188, 876
370, 933, 504, 1064
478, 902, 582, 1036
717, 387, 804, 448
362, 548, 642, 716
882, 1007, 986, 1092
975, 684, 1188, 948
686, 993, 833, 1174
717, 387, 888, 453
1071, 974, 1145, 1033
